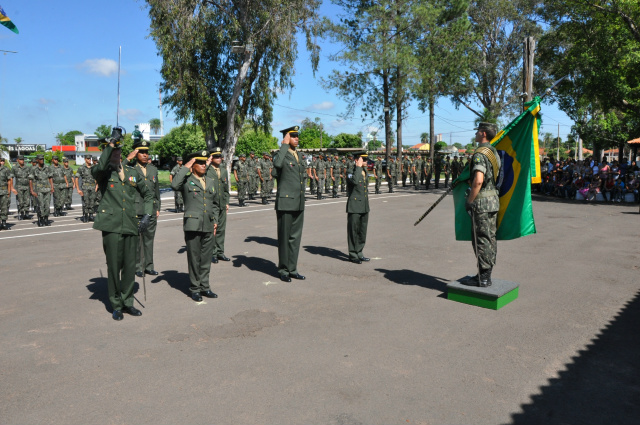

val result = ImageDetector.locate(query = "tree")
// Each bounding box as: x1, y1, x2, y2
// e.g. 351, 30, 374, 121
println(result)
146, 0, 322, 173
95, 125, 112, 139
149, 118, 162, 135
298, 117, 331, 149
235, 123, 278, 155
152, 123, 207, 163
14, 137, 23, 156
331, 133, 362, 148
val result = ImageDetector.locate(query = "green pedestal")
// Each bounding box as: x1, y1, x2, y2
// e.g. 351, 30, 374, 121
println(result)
447, 277, 519, 310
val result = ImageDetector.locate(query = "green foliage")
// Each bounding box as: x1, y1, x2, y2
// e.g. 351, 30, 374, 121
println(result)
95, 125, 111, 139
54, 130, 83, 146
235, 125, 278, 156
331, 133, 362, 148
434, 141, 447, 153
465, 143, 474, 153
367, 139, 383, 151
152, 124, 206, 163
149, 118, 162, 135
298, 118, 332, 149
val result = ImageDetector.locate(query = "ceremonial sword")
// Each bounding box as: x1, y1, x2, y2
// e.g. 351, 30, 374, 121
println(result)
413, 187, 452, 226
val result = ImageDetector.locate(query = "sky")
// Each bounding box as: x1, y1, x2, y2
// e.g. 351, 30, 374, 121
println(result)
0, 0, 574, 149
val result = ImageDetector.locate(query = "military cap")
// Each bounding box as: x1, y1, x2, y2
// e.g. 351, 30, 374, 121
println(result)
52, 156, 59, 161
210, 147, 222, 157
280, 125, 300, 135
0, 157, 5, 162
176, 156, 183, 161
239, 152, 246, 158
92, 156, 98, 161
475, 122, 498, 133
347, 153, 354, 158
353, 151, 368, 159
31, 158, 37, 163
36, 154, 44, 160
189, 150, 210, 161
132, 139, 150, 151
63, 158, 69, 163
16, 154, 24, 160
262, 151, 268, 156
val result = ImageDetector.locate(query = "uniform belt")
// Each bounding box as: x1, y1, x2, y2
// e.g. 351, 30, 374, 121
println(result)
475, 189, 499, 199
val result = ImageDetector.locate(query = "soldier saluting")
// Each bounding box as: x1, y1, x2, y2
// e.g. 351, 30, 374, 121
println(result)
273, 126, 306, 282
463, 122, 501, 287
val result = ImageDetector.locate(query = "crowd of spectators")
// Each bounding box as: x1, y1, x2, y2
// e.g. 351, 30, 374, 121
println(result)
533, 157, 640, 203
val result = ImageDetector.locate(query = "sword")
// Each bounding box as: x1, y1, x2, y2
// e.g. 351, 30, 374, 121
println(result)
139, 232, 146, 302
413, 187, 452, 226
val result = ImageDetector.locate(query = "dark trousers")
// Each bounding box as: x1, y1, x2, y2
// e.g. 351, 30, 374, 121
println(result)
310, 178, 317, 194
102, 231, 137, 310
185, 230, 215, 293
213, 208, 227, 257
347, 212, 369, 260
471, 211, 498, 271
237, 180, 248, 202
136, 215, 157, 273
174, 190, 183, 208
276, 210, 304, 276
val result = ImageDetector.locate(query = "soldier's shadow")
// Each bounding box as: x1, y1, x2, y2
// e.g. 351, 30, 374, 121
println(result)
303, 245, 350, 262
151, 270, 191, 298
86, 276, 111, 312
375, 268, 449, 295
244, 236, 278, 247
177, 245, 187, 254
232, 255, 276, 277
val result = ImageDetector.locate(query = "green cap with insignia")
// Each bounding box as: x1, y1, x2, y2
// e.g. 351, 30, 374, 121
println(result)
132, 139, 150, 151
190, 150, 209, 161
353, 151, 368, 159
280, 125, 300, 137
210, 147, 222, 157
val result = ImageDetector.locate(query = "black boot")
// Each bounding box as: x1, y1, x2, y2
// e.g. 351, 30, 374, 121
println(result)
18, 213, 23, 221
88, 213, 94, 222
37, 216, 44, 227
479, 269, 492, 287
53, 209, 58, 217
44, 217, 51, 226
0, 220, 7, 230
262, 198, 267, 205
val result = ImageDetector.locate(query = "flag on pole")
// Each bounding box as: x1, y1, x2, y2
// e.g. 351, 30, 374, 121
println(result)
0, 5, 19, 34
452, 97, 542, 241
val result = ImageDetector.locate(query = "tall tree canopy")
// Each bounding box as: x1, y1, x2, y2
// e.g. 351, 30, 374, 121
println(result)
146, 0, 321, 168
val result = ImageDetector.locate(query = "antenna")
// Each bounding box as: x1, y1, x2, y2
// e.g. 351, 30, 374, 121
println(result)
116, 46, 121, 126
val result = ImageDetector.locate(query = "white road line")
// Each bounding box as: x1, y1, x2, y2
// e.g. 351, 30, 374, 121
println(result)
0, 192, 418, 241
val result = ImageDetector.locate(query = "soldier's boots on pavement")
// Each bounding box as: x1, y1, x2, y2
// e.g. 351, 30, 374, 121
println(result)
460, 269, 492, 287
0, 220, 8, 230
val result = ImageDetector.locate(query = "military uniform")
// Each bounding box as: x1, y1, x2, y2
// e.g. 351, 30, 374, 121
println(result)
434, 156, 443, 189
124, 141, 161, 276
12, 158, 31, 219
258, 154, 273, 204
315, 156, 326, 200
401, 156, 410, 187
374, 157, 383, 194
50, 160, 68, 217
346, 154, 370, 262
331, 157, 341, 198
246, 153, 259, 199
340, 158, 347, 192
274, 127, 306, 281
451, 158, 461, 183
76, 159, 97, 221
424, 158, 433, 189
170, 159, 185, 212
233, 155, 249, 206
206, 148, 231, 262
172, 151, 221, 299
0, 162, 11, 228
443, 157, 452, 188
92, 142, 153, 319
309, 156, 318, 195
92, 157, 102, 213
62, 161, 75, 210
387, 158, 397, 193
29, 158, 54, 226
30, 160, 38, 212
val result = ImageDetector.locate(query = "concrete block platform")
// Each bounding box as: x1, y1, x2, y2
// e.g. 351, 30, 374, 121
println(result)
447, 277, 519, 310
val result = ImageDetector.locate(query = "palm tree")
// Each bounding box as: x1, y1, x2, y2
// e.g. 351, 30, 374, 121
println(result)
14, 137, 23, 157
149, 118, 162, 135
420, 132, 429, 144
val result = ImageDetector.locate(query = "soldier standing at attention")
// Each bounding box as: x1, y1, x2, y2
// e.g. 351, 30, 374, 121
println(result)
50, 156, 68, 217
62, 158, 75, 210
374, 155, 382, 194
315, 153, 326, 200
76, 155, 96, 222
463, 123, 501, 287
247, 152, 258, 200
92, 156, 102, 214
257, 152, 272, 205
340, 156, 347, 193
443, 155, 452, 188
268, 154, 275, 196
12, 155, 31, 220
206, 147, 231, 263
30, 158, 38, 213
92, 128, 153, 320
346, 152, 370, 263
401, 154, 410, 187
0, 158, 12, 230
387, 156, 397, 193
170, 157, 185, 212
274, 126, 306, 282
301, 155, 309, 197
331, 154, 340, 198
451, 156, 461, 184
424, 157, 433, 190
29, 154, 54, 227
434, 155, 442, 189
309, 154, 318, 196
172, 150, 221, 301
124, 137, 161, 278
233, 153, 249, 207
413, 154, 423, 190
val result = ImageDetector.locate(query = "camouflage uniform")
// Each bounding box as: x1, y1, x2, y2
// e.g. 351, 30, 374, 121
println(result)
374, 158, 383, 194
76, 162, 97, 218
258, 156, 273, 204
469, 143, 501, 274
315, 157, 326, 200
434, 156, 443, 189
12, 163, 31, 217
387, 158, 397, 193
29, 163, 53, 222
443, 157, 452, 188
246, 154, 259, 199
413, 156, 423, 190
267, 157, 275, 195
451, 158, 461, 183
331, 157, 341, 198
402, 156, 410, 187
233, 157, 249, 205
340, 158, 347, 192
324, 157, 332, 194
424, 159, 432, 189
0, 165, 11, 222
309, 157, 318, 195
50, 162, 67, 215
170, 163, 185, 211
62, 164, 75, 209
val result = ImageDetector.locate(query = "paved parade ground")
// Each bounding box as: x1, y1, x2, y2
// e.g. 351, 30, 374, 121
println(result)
1, 188, 638, 425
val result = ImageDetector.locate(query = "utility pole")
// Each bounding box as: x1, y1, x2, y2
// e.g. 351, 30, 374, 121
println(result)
523, 37, 535, 106
159, 88, 163, 136
557, 123, 560, 160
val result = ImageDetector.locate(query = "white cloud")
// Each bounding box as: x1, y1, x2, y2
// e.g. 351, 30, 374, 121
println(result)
309, 101, 335, 111
38, 98, 55, 105
119, 108, 144, 121
77, 59, 119, 77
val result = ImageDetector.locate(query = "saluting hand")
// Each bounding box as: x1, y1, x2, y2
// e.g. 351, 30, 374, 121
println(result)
126, 149, 139, 161
185, 158, 196, 170
282, 133, 291, 146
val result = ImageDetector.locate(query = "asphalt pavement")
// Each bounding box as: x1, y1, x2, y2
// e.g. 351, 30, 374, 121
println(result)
1, 187, 638, 425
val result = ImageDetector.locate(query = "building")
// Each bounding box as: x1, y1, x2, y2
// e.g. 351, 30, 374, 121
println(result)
0, 143, 47, 161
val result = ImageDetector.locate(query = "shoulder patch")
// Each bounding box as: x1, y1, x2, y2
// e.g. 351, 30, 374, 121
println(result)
473, 156, 482, 164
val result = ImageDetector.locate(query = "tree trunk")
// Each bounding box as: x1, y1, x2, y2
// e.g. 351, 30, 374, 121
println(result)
383, 69, 392, 163
429, 98, 435, 163
396, 99, 402, 159
223, 50, 253, 151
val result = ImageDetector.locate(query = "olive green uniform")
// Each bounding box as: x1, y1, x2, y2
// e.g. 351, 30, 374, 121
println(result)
76, 164, 97, 216
50, 164, 67, 213
470, 143, 501, 272
273, 144, 306, 277
258, 158, 273, 203
62, 166, 74, 208
374, 159, 383, 194
413, 158, 423, 189
387, 160, 397, 192
402, 158, 410, 186
172, 166, 221, 293
246, 156, 259, 198
170, 164, 185, 210
124, 159, 161, 274
0, 166, 11, 221
424, 159, 433, 189
443, 158, 452, 188
331, 160, 340, 197
340, 160, 347, 192
451, 158, 461, 183
12, 164, 31, 216
29, 165, 53, 220
346, 165, 370, 261
233, 160, 249, 204
309, 158, 318, 195
92, 145, 153, 311
315, 158, 326, 200
206, 163, 230, 258
324, 158, 332, 193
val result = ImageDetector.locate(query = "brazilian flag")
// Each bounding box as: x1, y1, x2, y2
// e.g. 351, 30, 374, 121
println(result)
0, 6, 19, 34
452, 97, 542, 241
